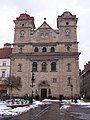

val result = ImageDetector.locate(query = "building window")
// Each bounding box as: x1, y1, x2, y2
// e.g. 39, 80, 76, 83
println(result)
41, 32, 49, 38
50, 47, 55, 52
20, 30, 25, 37
2, 71, 5, 77
66, 22, 69, 25
18, 63, 22, 72
67, 63, 71, 72
67, 77, 71, 85
67, 46, 70, 51
32, 62, 37, 72
2, 61, 6, 66
48, 88, 51, 95
51, 62, 56, 71
42, 47, 47, 52
42, 62, 47, 72
52, 78, 57, 83
19, 47, 23, 53
34, 47, 38, 52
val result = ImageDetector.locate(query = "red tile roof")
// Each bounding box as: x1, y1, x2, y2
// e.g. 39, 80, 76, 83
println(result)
0, 48, 12, 59
16, 13, 34, 21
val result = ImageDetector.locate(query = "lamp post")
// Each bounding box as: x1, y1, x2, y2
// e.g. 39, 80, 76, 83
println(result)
30, 73, 35, 102
70, 84, 73, 102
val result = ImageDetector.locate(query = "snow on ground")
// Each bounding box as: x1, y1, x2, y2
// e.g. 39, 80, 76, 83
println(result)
0, 99, 90, 117
43, 99, 90, 110
0, 100, 44, 117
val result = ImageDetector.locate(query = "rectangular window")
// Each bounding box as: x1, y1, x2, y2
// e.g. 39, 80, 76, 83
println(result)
2, 61, 6, 66
2, 71, 5, 78
67, 77, 71, 86
67, 63, 71, 72
52, 78, 57, 83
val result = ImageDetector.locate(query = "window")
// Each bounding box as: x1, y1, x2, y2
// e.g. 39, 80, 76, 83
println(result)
42, 47, 47, 52
48, 89, 51, 95
67, 46, 70, 51
18, 63, 22, 72
65, 28, 70, 36
67, 63, 71, 72
52, 78, 57, 83
51, 62, 56, 71
20, 30, 25, 37
32, 62, 37, 72
34, 47, 38, 52
19, 48, 23, 53
50, 47, 55, 52
2, 61, 6, 66
41, 32, 49, 38
66, 22, 69, 25
22, 24, 24, 27
42, 62, 47, 72
2, 71, 5, 77
67, 77, 71, 85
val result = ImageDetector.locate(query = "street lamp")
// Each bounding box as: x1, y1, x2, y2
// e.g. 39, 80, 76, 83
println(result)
70, 84, 73, 102
30, 73, 35, 102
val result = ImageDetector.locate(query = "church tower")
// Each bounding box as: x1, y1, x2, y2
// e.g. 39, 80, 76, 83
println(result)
13, 13, 35, 43
11, 11, 80, 99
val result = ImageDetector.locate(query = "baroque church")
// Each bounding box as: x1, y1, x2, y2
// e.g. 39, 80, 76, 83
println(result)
11, 11, 80, 99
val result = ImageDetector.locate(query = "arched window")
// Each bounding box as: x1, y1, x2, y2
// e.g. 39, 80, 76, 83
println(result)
34, 47, 38, 52
50, 47, 55, 52
18, 63, 22, 72
20, 30, 25, 37
42, 62, 47, 71
19, 47, 23, 53
67, 63, 71, 72
42, 47, 47, 52
67, 77, 71, 85
51, 62, 56, 71
67, 46, 70, 51
32, 62, 37, 72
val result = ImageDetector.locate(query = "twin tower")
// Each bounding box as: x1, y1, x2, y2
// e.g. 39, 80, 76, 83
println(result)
11, 11, 80, 99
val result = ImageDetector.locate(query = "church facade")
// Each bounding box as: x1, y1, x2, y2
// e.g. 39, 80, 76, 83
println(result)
11, 11, 80, 99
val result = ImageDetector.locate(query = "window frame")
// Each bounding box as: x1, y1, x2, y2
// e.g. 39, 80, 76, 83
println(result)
51, 62, 56, 72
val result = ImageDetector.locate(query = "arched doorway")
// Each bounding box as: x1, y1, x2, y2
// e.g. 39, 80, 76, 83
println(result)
38, 81, 50, 99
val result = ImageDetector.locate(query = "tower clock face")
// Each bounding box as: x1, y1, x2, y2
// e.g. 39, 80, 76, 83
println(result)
65, 28, 70, 36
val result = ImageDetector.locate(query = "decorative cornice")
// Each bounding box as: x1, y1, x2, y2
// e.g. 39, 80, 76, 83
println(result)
12, 41, 78, 47
11, 52, 81, 61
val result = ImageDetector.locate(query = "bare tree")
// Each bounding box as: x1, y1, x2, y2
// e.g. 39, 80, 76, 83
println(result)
4, 75, 22, 98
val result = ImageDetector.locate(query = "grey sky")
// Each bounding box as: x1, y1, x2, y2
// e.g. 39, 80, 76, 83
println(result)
0, 0, 90, 70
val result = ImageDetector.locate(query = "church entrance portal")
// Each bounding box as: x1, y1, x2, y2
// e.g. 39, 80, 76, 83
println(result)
41, 88, 47, 99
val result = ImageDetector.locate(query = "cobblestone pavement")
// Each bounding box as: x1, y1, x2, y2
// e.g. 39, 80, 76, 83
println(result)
0, 102, 90, 120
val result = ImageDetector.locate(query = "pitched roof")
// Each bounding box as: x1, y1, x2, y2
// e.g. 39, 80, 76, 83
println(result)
0, 48, 12, 59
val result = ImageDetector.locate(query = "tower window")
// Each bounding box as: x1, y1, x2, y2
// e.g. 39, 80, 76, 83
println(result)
67, 46, 70, 51
19, 48, 23, 53
22, 24, 24, 27
42, 47, 47, 52
50, 47, 55, 52
51, 62, 56, 72
34, 47, 38, 52
18, 63, 22, 72
32, 62, 37, 72
66, 22, 69, 25
42, 62, 47, 72
67, 63, 71, 72
20, 30, 25, 37
67, 77, 71, 85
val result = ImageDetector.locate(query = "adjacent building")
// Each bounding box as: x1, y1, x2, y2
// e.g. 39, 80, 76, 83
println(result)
80, 62, 90, 99
11, 11, 80, 99
0, 43, 12, 97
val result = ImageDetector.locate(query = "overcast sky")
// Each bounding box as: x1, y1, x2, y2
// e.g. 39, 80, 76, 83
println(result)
0, 0, 90, 70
